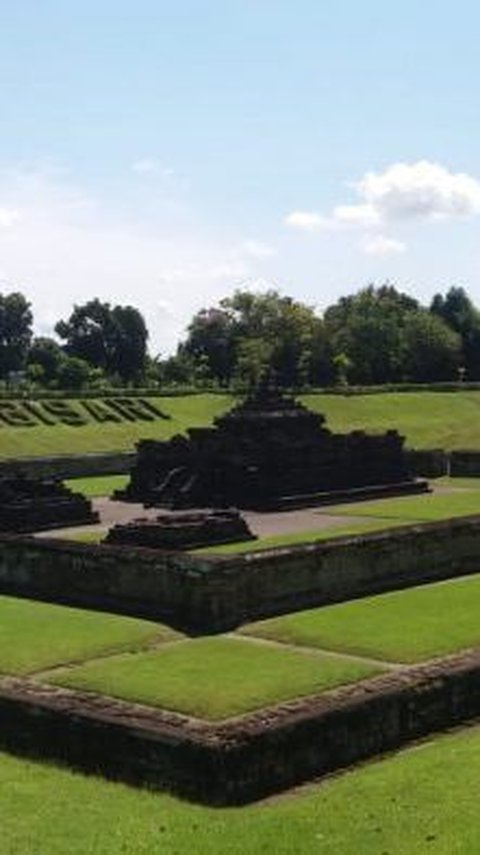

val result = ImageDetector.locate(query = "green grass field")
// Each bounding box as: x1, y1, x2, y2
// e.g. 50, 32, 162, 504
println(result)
200, 478, 480, 554
66, 474, 128, 497
2, 724, 480, 854
49, 636, 380, 719
242, 573, 480, 663
196, 517, 411, 554
322, 490, 480, 522
0, 596, 176, 675
0, 393, 232, 458
6, 390, 480, 458
305, 390, 480, 449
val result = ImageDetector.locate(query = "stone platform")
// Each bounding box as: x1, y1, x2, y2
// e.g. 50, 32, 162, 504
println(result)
0, 474, 98, 533
104, 509, 256, 550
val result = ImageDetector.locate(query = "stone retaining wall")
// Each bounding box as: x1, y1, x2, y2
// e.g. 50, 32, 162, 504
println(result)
2, 514, 480, 632
0, 651, 479, 804
0, 452, 134, 480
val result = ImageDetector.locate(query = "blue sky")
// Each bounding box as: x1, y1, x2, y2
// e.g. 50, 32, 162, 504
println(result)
1, 1, 480, 351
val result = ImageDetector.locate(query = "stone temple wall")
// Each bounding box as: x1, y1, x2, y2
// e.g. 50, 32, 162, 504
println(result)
1, 514, 480, 632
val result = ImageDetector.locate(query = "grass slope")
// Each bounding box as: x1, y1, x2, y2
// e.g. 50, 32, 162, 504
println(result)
242, 573, 480, 663
322, 490, 480, 522
0, 596, 175, 675
65, 474, 128, 497
2, 725, 480, 853
50, 636, 380, 719
304, 390, 480, 449
0, 393, 232, 458
5, 390, 480, 458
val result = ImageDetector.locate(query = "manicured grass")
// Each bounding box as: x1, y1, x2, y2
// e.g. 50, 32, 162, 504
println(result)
436, 476, 480, 490
196, 517, 411, 554
65, 474, 128, 497
196, 478, 480, 554
304, 390, 480, 449
322, 490, 480, 522
242, 573, 480, 663
6, 390, 480, 458
0, 393, 232, 458
50, 636, 381, 719
59, 529, 106, 543
0, 595, 175, 675
2, 724, 480, 853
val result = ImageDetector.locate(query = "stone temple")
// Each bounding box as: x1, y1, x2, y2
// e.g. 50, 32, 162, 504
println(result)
117, 386, 428, 511
0, 473, 99, 533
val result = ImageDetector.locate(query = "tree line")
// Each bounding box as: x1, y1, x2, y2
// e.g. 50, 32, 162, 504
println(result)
2, 284, 480, 390
164, 285, 480, 388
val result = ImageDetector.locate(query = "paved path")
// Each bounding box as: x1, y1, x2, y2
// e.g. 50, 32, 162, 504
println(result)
36, 497, 374, 541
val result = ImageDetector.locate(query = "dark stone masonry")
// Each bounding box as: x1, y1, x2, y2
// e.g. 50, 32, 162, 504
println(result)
0, 474, 98, 533
104, 509, 256, 550
116, 384, 428, 510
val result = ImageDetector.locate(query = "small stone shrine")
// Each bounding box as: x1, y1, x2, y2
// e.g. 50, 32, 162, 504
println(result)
0, 473, 99, 533
104, 509, 256, 550
116, 383, 428, 511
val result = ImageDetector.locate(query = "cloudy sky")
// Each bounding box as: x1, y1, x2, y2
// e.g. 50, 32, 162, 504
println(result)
1, 1, 480, 352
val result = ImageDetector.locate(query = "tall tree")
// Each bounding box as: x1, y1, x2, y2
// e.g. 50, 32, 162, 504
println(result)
182, 290, 331, 387
55, 299, 148, 383
430, 287, 480, 379
0, 292, 33, 379
325, 284, 461, 384
324, 285, 419, 384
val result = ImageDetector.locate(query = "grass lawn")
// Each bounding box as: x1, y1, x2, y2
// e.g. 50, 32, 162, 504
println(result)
6, 390, 480, 458
65, 474, 128, 497
304, 390, 480, 449
197, 478, 480, 555
0, 393, 232, 458
196, 517, 411, 555
0, 595, 175, 675
320, 490, 480, 522
2, 724, 480, 853
242, 573, 480, 663
49, 636, 381, 720
58, 529, 106, 543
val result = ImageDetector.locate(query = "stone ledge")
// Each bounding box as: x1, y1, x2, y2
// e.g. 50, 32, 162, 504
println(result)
0, 650, 480, 805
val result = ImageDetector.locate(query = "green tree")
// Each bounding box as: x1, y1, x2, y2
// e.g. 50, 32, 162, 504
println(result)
55, 299, 148, 383
56, 356, 93, 390
27, 337, 64, 385
430, 287, 480, 379
0, 292, 33, 379
403, 312, 462, 382
324, 285, 420, 384
182, 290, 331, 388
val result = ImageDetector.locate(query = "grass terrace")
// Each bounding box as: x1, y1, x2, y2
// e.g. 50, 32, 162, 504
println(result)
2, 724, 480, 854
65, 474, 129, 497
48, 636, 381, 720
242, 573, 480, 664
5, 390, 480, 457
199, 476, 480, 554
0, 595, 177, 675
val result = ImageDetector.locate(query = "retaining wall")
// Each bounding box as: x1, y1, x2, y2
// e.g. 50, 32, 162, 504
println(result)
1, 651, 480, 804
0, 452, 134, 480
2, 514, 480, 632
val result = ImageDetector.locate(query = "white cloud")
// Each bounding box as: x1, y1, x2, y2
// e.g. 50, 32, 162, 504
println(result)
285, 160, 480, 239
357, 161, 480, 221
333, 203, 380, 227
241, 239, 276, 259
0, 208, 20, 228
360, 235, 406, 256
284, 210, 329, 230
0, 166, 268, 354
